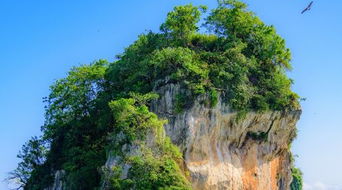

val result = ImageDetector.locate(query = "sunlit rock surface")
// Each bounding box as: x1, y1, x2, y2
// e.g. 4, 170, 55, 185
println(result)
151, 84, 301, 190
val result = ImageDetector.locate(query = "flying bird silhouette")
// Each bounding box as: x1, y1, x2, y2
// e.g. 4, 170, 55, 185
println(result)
301, 1, 314, 14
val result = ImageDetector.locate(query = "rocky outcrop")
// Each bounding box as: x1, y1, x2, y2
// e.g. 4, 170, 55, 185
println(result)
150, 84, 301, 190
49, 83, 301, 190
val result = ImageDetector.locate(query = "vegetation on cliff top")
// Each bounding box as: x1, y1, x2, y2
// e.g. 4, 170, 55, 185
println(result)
10, 0, 301, 189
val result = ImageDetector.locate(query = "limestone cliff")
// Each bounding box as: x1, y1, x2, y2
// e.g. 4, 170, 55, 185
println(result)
48, 83, 301, 190
149, 84, 301, 190
98, 84, 300, 190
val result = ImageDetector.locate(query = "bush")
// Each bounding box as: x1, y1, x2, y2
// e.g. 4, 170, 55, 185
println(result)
290, 167, 303, 190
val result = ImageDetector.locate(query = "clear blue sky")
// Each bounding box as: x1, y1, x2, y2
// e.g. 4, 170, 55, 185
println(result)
0, 1, 341, 190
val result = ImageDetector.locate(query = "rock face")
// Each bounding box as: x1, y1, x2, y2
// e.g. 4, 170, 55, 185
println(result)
150, 84, 301, 190
48, 83, 301, 190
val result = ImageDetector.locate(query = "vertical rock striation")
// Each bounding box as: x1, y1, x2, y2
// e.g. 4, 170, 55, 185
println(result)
151, 84, 301, 190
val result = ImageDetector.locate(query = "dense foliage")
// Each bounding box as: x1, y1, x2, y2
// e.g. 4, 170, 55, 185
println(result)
11, 1, 300, 189
290, 168, 303, 190
104, 96, 190, 189
7, 137, 50, 189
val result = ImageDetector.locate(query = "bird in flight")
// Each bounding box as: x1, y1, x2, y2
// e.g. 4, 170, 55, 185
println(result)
301, 1, 314, 14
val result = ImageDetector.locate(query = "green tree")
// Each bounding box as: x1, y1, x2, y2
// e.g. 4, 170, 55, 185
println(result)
43, 60, 108, 138
161, 4, 206, 44
206, 0, 291, 69
205, 0, 299, 111
8, 137, 48, 189
290, 168, 303, 190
